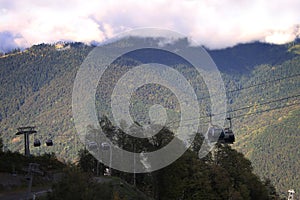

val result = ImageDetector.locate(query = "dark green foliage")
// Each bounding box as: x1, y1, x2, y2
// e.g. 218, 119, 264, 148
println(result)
77, 148, 105, 176
78, 148, 97, 173
48, 166, 154, 200
0, 126, 278, 200
0, 137, 3, 152
213, 144, 269, 200
75, 146, 274, 200
82, 120, 276, 200
0, 150, 65, 173
48, 167, 113, 200
153, 146, 272, 200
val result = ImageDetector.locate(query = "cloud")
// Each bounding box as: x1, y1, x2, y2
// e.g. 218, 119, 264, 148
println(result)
0, 31, 23, 53
0, 0, 300, 52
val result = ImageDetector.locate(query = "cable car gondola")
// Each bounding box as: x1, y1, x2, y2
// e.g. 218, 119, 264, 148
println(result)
33, 139, 41, 147
207, 117, 235, 144
45, 133, 53, 146
87, 141, 98, 151
33, 132, 41, 147
46, 139, 53, 146
101, 142, 110, 150
217, 128, 235, 144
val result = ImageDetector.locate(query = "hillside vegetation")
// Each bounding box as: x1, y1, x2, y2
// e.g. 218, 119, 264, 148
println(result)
0, 133, 279, 200
0, 39, 299, 195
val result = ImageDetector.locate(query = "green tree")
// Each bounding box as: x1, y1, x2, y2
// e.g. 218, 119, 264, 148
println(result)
263, 178, 280, 200
78, 148, 104, 176
0, 137, 3, 152
86, 117, 277, 199
215, 144, 269, 200
48, 166, 112, 200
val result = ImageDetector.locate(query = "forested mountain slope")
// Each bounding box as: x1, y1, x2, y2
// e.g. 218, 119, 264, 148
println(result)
0, 40, 299, 195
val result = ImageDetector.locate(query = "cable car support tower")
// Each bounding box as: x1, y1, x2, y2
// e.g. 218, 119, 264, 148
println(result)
16, 126, 37, 157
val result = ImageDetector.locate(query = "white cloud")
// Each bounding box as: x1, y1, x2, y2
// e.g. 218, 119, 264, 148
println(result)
0, 0, 300, 52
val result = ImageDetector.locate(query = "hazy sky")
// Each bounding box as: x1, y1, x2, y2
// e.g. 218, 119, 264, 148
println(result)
1, 0, 300, 52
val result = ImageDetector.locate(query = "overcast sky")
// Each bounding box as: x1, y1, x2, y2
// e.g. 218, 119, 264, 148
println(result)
1, 0, 300, 52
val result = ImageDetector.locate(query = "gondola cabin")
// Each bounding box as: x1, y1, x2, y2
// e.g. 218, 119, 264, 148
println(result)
46, 139, 53, 146
88, 141, 98, 150
34, 139, 41, 147
207, 117, 235, 144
